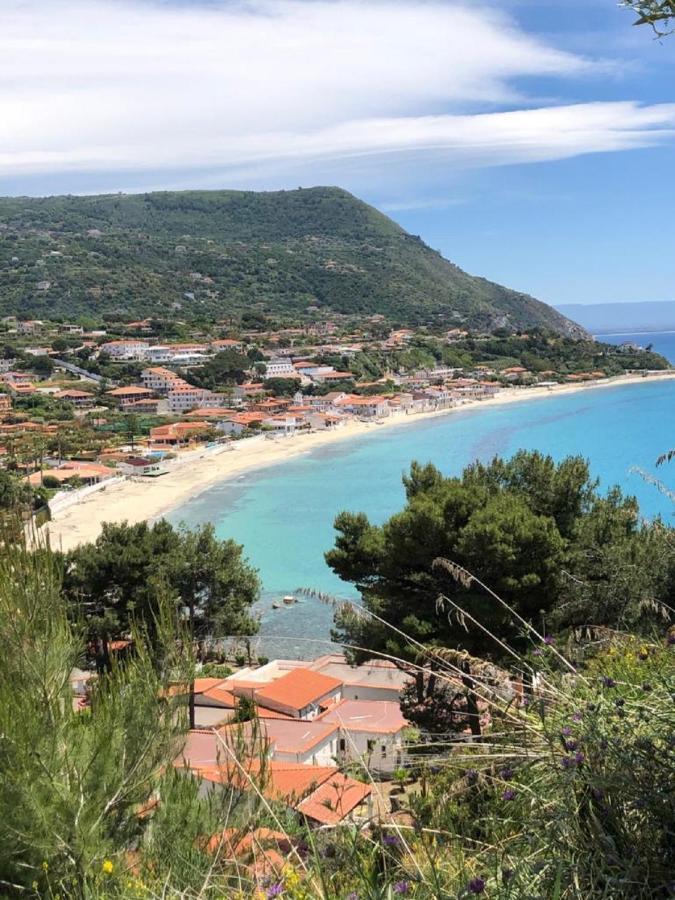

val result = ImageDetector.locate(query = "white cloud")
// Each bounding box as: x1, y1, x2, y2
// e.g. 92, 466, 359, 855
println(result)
0, 0, 673, 185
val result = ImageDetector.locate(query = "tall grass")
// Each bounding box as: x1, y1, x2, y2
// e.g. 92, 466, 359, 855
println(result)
1, 527, 673, 899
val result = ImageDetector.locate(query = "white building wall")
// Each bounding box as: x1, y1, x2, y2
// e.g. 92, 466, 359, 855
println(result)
272, 734, 338, 767
337, 729, 404, 774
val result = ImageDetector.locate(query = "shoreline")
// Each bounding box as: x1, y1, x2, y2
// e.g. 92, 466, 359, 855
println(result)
46, 371, 675, 552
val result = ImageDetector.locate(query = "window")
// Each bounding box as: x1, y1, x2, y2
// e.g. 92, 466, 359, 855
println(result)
366, 739, 376, 753
381, 743, 387, 758
339, 738, 346, 752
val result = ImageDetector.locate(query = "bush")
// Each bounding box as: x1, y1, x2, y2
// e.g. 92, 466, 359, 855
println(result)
257, 655, 269, 666
198, 662, 232, 678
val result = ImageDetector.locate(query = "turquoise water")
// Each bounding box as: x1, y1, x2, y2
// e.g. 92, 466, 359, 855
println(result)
168, 377, 675, 657
598, 331, 675, 364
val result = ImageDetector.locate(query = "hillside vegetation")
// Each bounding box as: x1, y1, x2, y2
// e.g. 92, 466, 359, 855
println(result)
0, 188, 585, 334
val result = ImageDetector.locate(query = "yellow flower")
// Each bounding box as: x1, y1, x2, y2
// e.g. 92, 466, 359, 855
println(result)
31, 881, 38, 891
41, 862, 49, 873
102, 859, 114, 875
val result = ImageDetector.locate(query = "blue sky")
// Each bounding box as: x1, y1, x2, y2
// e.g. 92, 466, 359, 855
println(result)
1, 0, 674, 306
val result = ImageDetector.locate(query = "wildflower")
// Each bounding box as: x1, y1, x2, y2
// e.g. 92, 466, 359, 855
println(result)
346, 893, 360, 900
41, 862, 49, 873
543, 635, 554, 645
638, 646, 649, 660
574, 751, 585, 765
31, 882, 38, 892
561, 756, 575, 770
602, 676, 616, 688
102, 860, 114, 875
615, 698, 625, 707
500, 766, 514, 781
642, 683, 653, 692
383, 834, 401, 847
266, 884, 284, 898
393, 881, 410, 894
502, 868, 514, 883
502, 788, 516, 801
561, 726, 572, 737
666, 632, 675, 646
564, 739, 578, 751
468, 876, 486, 894
532, 648, 543, 657
466, 769, 479, 785
572, 711, 582, 722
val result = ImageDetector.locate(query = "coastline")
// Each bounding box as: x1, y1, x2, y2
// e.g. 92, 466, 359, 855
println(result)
46, 371, 675, 552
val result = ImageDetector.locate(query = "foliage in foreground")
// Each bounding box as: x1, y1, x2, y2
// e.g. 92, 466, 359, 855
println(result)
1, 520, 674, 898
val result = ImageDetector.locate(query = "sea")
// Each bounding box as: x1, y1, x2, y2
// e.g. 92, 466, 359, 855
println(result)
168, 332, 675, 658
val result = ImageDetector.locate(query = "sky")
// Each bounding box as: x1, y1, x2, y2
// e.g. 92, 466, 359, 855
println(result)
1, 0, 674, 306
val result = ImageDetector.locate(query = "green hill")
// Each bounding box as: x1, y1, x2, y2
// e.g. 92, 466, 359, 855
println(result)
0, 187, 586, 335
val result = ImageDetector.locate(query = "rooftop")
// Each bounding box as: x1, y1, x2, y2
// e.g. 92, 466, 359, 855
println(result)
254, 668, 342, 712
320, 699, 408, 734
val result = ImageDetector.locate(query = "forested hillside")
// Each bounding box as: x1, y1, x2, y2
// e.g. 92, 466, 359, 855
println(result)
0, 188, 586, 335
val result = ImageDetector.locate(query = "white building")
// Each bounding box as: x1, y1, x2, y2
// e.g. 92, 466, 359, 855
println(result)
99, 340, 149, 360
320, 699, 408, 774
264, 358, 296, 379
141, 367, 184, 394
167, 385, 221, 413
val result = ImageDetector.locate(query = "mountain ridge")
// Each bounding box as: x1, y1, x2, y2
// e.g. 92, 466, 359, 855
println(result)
0, 186, 586, 336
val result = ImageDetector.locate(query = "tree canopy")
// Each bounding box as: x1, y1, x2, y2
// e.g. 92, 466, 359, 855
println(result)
62, 520, 260, 660
326, 451, 674, 668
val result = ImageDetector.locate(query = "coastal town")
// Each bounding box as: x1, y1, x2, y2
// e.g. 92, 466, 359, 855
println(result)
0, 313, 670, 548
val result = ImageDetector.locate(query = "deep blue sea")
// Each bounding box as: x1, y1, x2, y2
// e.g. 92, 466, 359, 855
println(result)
597, 330, 675, 364
168, 358, 675, 657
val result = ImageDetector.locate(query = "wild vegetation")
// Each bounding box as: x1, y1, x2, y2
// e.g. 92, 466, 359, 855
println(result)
0, 188, 585, 334
1, 503, 673, 899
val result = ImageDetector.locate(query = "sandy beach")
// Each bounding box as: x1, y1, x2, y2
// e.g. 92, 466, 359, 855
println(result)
46, 371, 675, 552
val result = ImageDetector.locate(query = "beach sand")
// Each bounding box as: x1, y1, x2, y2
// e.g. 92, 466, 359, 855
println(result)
46, 372, 675, 552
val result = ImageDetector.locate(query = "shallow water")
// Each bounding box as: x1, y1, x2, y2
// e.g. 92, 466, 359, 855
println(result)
168, 378, 675, 657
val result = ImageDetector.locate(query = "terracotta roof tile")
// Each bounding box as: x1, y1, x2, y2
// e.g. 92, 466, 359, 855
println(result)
255, 668, 342, 712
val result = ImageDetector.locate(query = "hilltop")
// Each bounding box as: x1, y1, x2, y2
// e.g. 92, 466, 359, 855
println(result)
0, 187, 585, 335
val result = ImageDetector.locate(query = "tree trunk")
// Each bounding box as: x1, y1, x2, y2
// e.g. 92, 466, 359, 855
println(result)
461, 660, 482, 737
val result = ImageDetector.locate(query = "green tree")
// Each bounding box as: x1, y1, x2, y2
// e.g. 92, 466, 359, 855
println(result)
63, 520, 260, 667
326, 452, 673, 732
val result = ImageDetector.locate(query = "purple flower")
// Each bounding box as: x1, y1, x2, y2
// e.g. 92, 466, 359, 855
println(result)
502, 788, 516, 801
266, 885, 284, 899
561, 726, 572, 737
468, 876, 486, 894
500, 766, 514, 781
383, 835, 401, 847
564, 739, 578, 751
346, 894, 360, 900
532, 648, 543, 657
603, 676, 616, 688
666, 633, 675, 646
393, 881, 410, 894
543, 635, 554, 645
574, 751, 585, 765
572, 712, 582, 722
466, 769, 479, 785
561, 756, 575, 770
591, 788, 604, 800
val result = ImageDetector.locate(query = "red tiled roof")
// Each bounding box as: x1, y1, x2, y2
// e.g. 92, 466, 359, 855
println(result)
296, 772, 371, 825
255, 668, 341, 712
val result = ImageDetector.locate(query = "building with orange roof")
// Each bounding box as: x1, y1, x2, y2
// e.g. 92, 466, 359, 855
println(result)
229, 718, 339, 766
55, 389, 95, 408
149, 421, 210, 446
319, 699, 408, 774
254, 668, 342, 720
106, 385, 155, 409
296, 771, 372, 826
26, 461, 115, 487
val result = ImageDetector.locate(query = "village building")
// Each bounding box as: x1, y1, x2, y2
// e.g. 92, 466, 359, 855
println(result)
99, 340, 150, 359
55, 389, 95, 409
117, 456, 167, 477
319, 699, 409, 774
252, 668, 343, 720
106, 385, 156, 409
